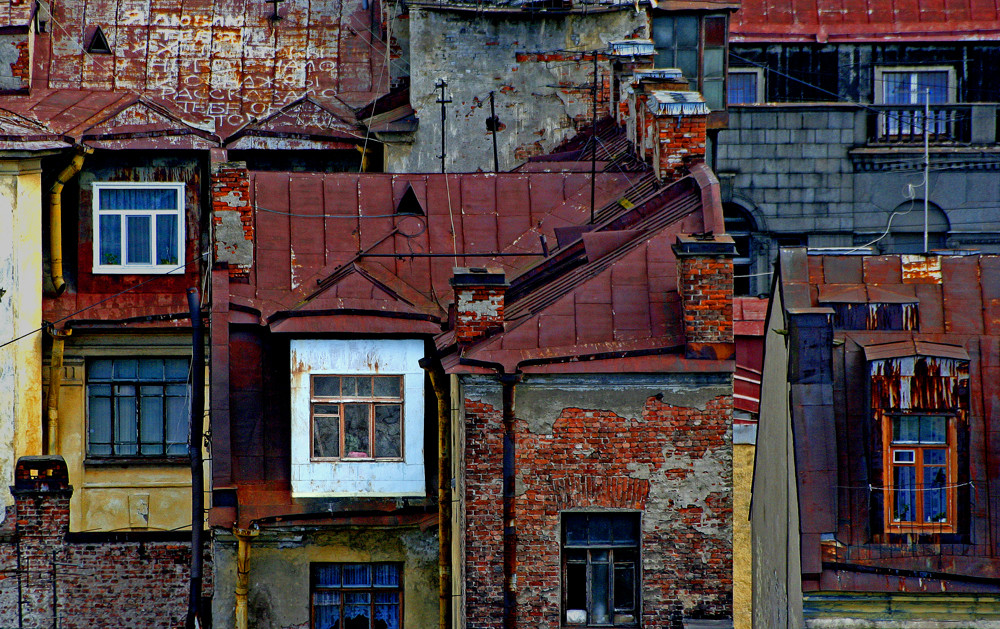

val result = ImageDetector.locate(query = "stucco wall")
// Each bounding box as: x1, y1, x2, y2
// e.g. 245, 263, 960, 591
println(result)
399, 8, 646, 173
0, 159, 43, 515
752, 287, 803, 629
732, 437, 755, 629
211, 525, 439, 629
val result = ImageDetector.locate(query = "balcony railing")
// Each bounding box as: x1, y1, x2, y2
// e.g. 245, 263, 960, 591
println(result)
868, 104, 972, 144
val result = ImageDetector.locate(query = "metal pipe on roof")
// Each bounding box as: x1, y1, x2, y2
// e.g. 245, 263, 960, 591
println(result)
49, 148, 92, 295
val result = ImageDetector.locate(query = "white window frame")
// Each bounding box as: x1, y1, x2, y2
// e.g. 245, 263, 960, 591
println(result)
874, 65, 956, 105
290, 339, 425, 498
92, 182, 186, 275
727, 67, 765, 105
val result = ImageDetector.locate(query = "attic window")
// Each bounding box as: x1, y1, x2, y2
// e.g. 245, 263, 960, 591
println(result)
87, 27, 112, 54
831, 303, 917, 331
395, 184, 424, 216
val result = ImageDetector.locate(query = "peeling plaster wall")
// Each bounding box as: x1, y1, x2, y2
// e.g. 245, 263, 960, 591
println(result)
211, 525, 438, 629
401, 8, 646, 173
462, 372, 733, 629
0, 159, 43, 515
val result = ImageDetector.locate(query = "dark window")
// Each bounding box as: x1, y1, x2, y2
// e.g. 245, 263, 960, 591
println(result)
311, 375, 404, 460
883, 414, 956, 532
87, 357, 189, 458
563, 513, 640, 627
830, 303, 917, 331
723, 203, 756, 296
728, 70, 762, 104
312, 563, 402, 629
652, 14, 728, 110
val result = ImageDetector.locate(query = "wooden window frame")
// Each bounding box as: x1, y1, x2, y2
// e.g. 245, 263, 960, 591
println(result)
881, 413, 958, 534
309, 374, 405, 462
561, 512, 640, 628
310, 562, 404, 629
727, 67, 765, 105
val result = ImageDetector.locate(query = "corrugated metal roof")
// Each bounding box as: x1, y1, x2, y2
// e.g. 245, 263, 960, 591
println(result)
731, 0, 1000, 42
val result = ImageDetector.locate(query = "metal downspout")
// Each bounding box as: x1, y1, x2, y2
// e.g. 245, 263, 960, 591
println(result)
49, 149, 91, 295
234, 527, 259, 629
423, 359, 452, 629
45, 329, 71, 454
500, 373, 520, 629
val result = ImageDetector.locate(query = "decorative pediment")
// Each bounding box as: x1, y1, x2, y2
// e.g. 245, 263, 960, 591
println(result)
81, 99, 214, 138
225, 97, 363, 149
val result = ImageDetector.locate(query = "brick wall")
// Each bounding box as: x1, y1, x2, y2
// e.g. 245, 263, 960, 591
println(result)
452, 268, 507, 345
462, 376, 733, 629
0, 459, 212, 629
677, 253, 735, 346
211, 161, 253, 279
0, 33, 30, 91
655, 114, 707, 182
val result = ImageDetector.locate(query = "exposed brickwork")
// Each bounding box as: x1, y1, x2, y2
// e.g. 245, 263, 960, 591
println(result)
678, 255, 735, 345
464, 385, 733, 629
11, 39, 29, 85
211, 161, 253, 279
0, 460, 213, 629
452, 269, 507, 344
655, 114, 707, 182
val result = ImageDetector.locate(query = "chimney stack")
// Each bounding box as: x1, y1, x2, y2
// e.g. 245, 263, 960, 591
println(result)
451, 267, 508, 345
606, 40, 655, 126
646, 91, 709, 182
673, 234, 737, 360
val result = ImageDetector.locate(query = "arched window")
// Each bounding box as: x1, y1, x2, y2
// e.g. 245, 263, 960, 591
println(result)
887, 201, 949, 254
723, 203, 757, 296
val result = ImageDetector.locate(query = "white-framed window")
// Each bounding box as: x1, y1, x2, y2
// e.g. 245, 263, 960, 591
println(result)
290, 339, 425, 498
874, 66, 956, 136
92, 182, 186, 274
727, 68, 764, 105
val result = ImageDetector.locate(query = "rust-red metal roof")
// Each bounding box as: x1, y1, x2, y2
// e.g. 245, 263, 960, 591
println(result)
731, 0, 1000, 42
1, 0, 386, 141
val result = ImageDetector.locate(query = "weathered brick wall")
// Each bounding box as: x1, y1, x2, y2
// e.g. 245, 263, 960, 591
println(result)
455, 286, 505, 345
0, 490, 212, 629
0, 33, 30, 91
655, 114, 707, 182
211, 161, 253, 279
463, 375, 733, 629
678, 255, 734, 345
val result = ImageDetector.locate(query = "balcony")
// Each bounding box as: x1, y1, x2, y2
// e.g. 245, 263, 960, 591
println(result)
867, 104, 998, 145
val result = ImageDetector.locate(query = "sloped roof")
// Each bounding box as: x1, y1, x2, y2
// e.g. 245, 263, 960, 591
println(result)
731, 0, 1000, 42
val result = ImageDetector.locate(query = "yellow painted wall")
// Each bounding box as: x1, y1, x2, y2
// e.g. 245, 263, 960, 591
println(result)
733, 440, 755, 629
48, 334, 208, 533
0, 158, 44, 511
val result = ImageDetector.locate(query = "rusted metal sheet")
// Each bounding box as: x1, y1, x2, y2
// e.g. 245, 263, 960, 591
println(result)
901, 255, 943, 284
863, 340, 970, 362
823, 256, 863, 285
731, 0, 1000, 42
942, 256, 985, 335
870, 355, 969, 411
863, 256, 902, 286
818, 284, 866, 303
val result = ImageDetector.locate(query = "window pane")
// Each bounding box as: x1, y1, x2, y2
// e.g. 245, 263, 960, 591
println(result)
344, 592, 371, 629
165, 358, 188, 380
704, 16, 726, 46
114, 359, 138, 380
139, 358, 164, 380
374, 592, 399, 629
675, 15, 699, 47
677, 50, 699, 82
344, 404, 370, 457
100, 187, 178, 210
591, 561, 611, 625
565, 515, 587, 545
165, 387, 187, 456
373, 564, 400, 587
892, 416, 920, 443
140, 386, 165, 455
923, 465, 948, 523
314, 591, 341, 629
613, 564, 635, 612
651, 16, 674, 48
314, 376, 340, 397
116, 391, 138, 455
704, 79, 724, 111
374, 405, 401, 458
156, 214, 179, 265
729, 72, 758, 105
343, 564, 372, 587
704, 48, 725, 79
89, 391, 113, 455
893, 466, 916, 522
883, 72, 912, 105
924, 449, 946, 465
316, 564, 342, 587
566, 562, 587, 622
126, 215, 152, 265
612, 516, 638, 544
342, 377, 359, 396
99, 214, 122, 265
373, 376, 400, 398
356, 377, 373, 396
920, 416, 946, 444
589, 515, 612, 544
916, 72, 949, 103
90, 359, 114, 380
313, 413, 341, 458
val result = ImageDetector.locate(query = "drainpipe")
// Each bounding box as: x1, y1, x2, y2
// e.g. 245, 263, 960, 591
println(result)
45, 328, 72, 454
500, 373, 521, 629
49, 148, 92, 295
233, 527, 259, 629
421, 358, 452, 629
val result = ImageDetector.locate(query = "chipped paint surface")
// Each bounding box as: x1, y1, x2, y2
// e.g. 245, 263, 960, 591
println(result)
870, 356, 969, 412
901, 255, 943, 284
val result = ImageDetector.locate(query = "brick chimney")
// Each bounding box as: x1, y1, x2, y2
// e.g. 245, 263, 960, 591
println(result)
12, 456, 72, 540
625, 69, 691, 166
606, 40, 655, 126
211, 153, 254, 280
647, 91, 709, 182
673, 234, 737, 360
451, 267, 507, 345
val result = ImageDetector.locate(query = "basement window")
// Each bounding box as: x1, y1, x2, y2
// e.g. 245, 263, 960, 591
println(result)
312, 563, 402, 629
92, 183, 186, 274
563, 513, 640, 627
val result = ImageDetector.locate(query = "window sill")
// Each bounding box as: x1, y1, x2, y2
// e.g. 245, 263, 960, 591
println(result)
84, 457, 188, 467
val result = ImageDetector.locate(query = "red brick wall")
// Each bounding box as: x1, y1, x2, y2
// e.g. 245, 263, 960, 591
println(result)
455, 286, 505, 345
0, 490, 213, 629
463, 382, 733, 629
678, 255, 735, 345
655, 114, 707, 182
211, 161, 253, 279
11, 39, 29, 86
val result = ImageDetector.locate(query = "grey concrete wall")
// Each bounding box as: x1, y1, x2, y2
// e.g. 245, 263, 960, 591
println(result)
717, 105, 1000, 255
398, 7, 645, 173
752, 287, 803, 629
